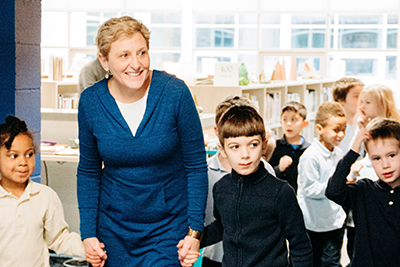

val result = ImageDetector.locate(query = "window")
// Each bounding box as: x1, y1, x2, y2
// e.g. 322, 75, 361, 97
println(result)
260, 29, 280, 49
343, 58, 378, 76
259, 14, 280, 49
387, 29, 397, 49
338, 29, 382, 49
292, 29, 325, 48
291, 14, 326, 49
150, 13, 182, 48
41, 7, 400, 92
386, 56, 396, 80
292, 14, 326, 24
150, 52, 180, 70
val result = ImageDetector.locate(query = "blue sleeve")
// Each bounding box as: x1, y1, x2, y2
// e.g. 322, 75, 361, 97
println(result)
176, 80, 208, 231
76, 94, 103, 239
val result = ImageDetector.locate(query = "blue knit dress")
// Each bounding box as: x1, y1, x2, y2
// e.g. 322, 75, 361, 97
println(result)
77, 70, 208, 266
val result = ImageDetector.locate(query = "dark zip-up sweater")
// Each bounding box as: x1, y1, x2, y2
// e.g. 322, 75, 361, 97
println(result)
201, 163, 313, 267
268, 135, 310, 192
326, 150, 400, 267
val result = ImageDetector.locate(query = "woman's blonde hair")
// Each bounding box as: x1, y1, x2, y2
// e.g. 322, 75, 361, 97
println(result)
96, 16, 151, 59
360, 84, 400, 121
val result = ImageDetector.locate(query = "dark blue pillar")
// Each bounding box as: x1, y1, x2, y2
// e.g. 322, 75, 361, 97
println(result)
0, 0, 42, 182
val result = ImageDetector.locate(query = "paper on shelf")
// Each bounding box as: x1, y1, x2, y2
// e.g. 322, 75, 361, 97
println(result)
40, 144, 68, 153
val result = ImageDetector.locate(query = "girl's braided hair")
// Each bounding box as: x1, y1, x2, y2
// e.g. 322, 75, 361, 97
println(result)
0, 115, 33, 150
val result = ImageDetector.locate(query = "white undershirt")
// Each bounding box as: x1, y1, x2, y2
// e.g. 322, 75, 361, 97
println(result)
116, 94, 148, 136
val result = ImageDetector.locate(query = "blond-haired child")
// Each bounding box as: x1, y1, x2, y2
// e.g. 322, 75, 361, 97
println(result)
357, 84, 400, 128
297, 102, 347, 266
326, 117, 400, 267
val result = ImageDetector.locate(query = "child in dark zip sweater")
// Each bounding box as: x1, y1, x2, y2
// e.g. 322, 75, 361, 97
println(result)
179, 105, 312, 267
326, 117, 400, 267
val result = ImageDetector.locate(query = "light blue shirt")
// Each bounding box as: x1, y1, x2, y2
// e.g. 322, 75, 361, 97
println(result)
338, 122, 356, 153
297, 138, 346, 232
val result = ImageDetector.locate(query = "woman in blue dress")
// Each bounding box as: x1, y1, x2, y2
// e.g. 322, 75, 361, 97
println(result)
77, 16, 208, 267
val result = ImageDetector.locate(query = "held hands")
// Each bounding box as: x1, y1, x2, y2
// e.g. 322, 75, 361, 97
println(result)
351, 128, 371, 154
83, 237, 107, 267
279, 155, 293, 172
177, 236, 201, 267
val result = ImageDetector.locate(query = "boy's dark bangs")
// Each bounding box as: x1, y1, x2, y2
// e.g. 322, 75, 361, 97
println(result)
220, 117, 265, 141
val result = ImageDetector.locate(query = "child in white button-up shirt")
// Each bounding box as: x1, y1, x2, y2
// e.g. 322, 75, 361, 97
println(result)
297, 102, 347, 267
0, 116, 104, 267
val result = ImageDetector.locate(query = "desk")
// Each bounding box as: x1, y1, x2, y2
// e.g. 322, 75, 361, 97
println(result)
41, 153, 79, 163
41, 148, 79, 187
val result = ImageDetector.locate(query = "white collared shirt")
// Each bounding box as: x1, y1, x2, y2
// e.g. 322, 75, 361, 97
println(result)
0, 180, 85, 267
297, 138, 346, 232
338, 122, 356, 154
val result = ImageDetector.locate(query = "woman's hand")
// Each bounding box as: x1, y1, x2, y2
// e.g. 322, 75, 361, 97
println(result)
83, 237, 107, 267
177, 236, 201, 267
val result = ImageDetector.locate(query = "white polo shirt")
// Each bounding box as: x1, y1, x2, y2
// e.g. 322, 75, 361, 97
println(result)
0, 180, 85, 267
297, 138, 346, 232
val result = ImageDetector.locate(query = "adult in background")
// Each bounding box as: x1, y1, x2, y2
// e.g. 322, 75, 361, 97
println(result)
77, 16, 208, 267
77, 57, 106, 94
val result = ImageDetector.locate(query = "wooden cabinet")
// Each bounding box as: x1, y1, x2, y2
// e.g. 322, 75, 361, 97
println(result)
41, 79, 79, 109
189, 79, 335, 140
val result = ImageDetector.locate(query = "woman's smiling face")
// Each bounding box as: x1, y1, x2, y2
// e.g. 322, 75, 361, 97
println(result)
100, 32, 151, 94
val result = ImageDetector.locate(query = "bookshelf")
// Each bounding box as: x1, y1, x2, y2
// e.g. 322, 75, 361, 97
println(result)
41, 79, 79, 109
188, 79, 336, 140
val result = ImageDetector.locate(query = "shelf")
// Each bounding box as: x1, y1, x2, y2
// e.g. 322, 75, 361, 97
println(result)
41, 79, 79, 109
41, 108, 77, 121
189, 78, 336, 140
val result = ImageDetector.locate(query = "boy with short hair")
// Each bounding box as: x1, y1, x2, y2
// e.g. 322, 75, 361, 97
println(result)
269, 101, 310, 192
202, 96, 276, 267
297, 102, 347, 267
331, 77, 364, 153
200, 105, 313, 267
326, 117, 400, 267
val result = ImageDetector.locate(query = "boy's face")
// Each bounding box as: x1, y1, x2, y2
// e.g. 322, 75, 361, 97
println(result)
220, 135, 264, 176
316, 116, 347, 152
280, 111, 308, 141
340, 85, 363, 117
0, 134, 35, 188
367, 138, 400, 188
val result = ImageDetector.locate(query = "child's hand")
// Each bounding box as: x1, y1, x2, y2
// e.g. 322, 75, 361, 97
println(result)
357, 113, 370, 129
83, 238, 107, 267
350, 162, 363, 175
279, 155, 293, 172
351, 128, 370, 154
177, 239, 201, 267
347, 162, 363, 183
